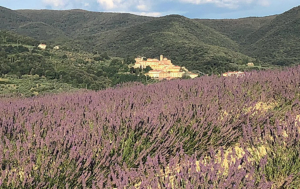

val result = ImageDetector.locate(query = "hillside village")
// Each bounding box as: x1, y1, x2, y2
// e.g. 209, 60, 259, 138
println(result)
134, 55, 198, 80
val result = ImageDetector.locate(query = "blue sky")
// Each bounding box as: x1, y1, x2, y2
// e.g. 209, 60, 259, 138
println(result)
0, 0, 299, 19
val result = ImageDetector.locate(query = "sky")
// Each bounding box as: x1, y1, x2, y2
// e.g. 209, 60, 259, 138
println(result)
0, 0, 299, 19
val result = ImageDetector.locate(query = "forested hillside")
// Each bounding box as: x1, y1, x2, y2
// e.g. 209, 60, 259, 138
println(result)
1, 5, 300, 75
17, 9, 154, 38
89, 15, 253, 73
1, 6, 255, 74
198, 16, 276, 44
0, 30, 154, 97
243, 6, 300, 66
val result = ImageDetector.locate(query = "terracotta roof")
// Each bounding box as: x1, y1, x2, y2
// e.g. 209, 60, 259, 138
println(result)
170, 71, 184, 73
158, 62, 169, 65
147, 59, 159, 62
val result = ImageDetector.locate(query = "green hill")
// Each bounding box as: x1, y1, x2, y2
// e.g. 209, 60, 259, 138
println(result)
18, 22, 68, 41
0, 30, 38, 45
0, 30, 155, 97
96, 15, 240, 53
8, 8, 252, 73
1, 5, 300, 73
0, 6, 32, 30
87, 15, 251, 72
242, 6, 300, 65
197, 16, 276, 44
16, 9, 154, 38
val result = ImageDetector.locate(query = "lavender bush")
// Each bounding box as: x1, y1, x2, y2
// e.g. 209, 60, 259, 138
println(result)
1, 66, 300, 188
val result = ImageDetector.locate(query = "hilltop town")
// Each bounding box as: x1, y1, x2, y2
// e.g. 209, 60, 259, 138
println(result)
134, 55, 198, 80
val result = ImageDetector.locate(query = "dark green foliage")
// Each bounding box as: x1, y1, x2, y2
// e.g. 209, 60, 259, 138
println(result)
93, 56, 102, 61
93, 53, 110, 61
241, 6, 300, 65
110, 58, 122, 66
0, 75, 76, 97
143, 66, 152, 73
181, 74, 191, 79
0, 30, 38, 45
1, 5, 300, 87
112, 74, 147, 86
198, 16, 276, 44
0, 48, 7, 58
124, 55, 135, 65
0, 7, 254, 73
199, 6, 300, 66
101, 52, 110, 60
0, 31, 153, 96
61, 54, 67, 59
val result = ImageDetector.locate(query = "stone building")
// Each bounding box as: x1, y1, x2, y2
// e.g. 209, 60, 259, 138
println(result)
38, 44, 47, 50
134, 55, 193, 80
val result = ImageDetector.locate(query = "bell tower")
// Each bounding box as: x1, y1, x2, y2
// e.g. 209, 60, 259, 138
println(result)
160, 55, 164, 61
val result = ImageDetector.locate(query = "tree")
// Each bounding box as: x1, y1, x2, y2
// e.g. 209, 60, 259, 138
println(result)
0, 49, 7, 58
124, 56, 135, 65
93, 56, 103, 61
110, 59, 122, 66
0, 63, 11, 74
181, 73, 191, 79
143, 66, 152, 73
101, 52, 110, 60
130, 67, 135, 74
45, 70, 57, 79
17, 46, 29, 53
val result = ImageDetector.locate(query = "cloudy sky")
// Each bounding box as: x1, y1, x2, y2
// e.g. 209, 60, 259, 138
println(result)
0, 0, 299, 18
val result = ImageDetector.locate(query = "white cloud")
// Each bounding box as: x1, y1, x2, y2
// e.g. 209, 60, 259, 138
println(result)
41, 0, 272, 16
42, 0, 95, 8
137, 12, 162, 17
258, 0, 270, 6
178, 0, 271, 9
137, 4, 148, 11
43, 0, 68, 7
96, 0, 153, 11
42, 0, 161, 16
97, 0, 120, 9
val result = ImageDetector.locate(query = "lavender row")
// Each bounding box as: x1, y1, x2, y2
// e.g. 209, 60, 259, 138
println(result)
1, 66, 300, 188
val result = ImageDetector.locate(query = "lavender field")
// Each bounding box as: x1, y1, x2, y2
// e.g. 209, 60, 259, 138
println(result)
1, 66, 300, 188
